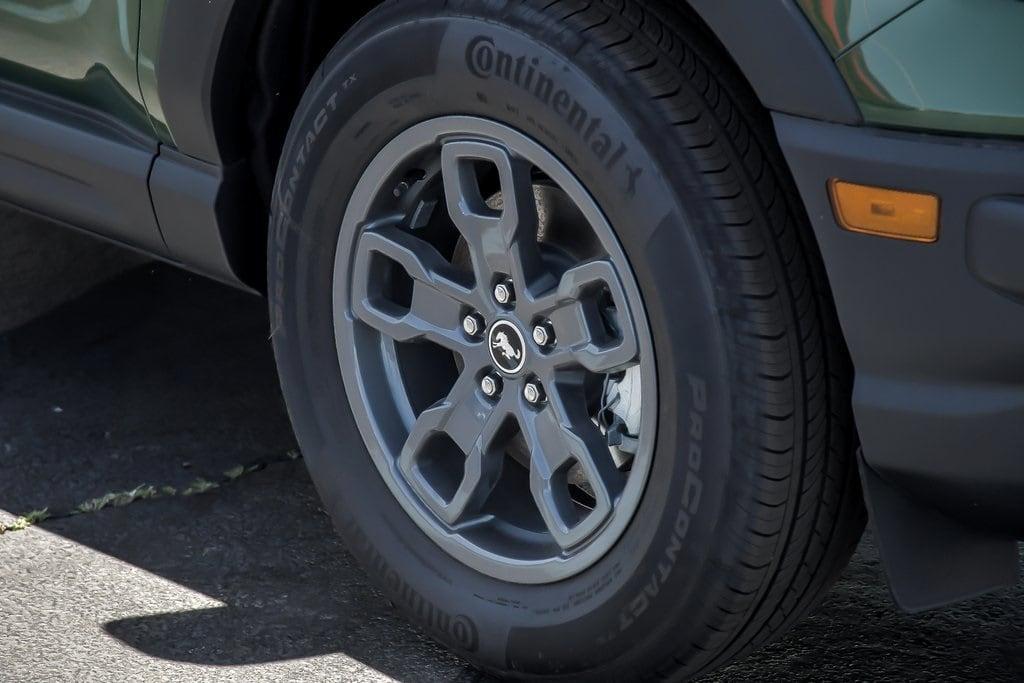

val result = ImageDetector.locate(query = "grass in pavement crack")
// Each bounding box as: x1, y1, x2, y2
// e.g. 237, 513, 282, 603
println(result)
0, 450, 302, 535
3, 508, 51, 532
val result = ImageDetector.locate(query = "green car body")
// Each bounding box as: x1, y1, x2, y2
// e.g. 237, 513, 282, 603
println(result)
802, 0, 1024, 138
0, 0, 146, 126
0, 0, 1022, 644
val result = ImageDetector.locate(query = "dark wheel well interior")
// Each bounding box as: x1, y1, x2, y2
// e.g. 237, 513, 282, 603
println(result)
230, 0, 382, 209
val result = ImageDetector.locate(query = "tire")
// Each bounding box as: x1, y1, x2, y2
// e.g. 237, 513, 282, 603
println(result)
268, 1, 866, 680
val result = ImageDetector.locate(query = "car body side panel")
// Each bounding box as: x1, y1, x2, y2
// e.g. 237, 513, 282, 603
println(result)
837, 0, 1024, 139
0, 0, 153, 137
137, 0, 172, 145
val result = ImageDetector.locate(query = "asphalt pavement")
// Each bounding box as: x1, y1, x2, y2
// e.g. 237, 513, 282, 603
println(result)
1, 263, 1021, 682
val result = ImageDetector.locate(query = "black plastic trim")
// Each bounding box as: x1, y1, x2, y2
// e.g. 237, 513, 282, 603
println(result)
149, 147, 261, 293
155, 0, 262, 164
775, 111, 1024, 536
967, 197, 1024, 303
0, 80, 167, 255
686, 0, 861, 124
859, 455, 1019, 612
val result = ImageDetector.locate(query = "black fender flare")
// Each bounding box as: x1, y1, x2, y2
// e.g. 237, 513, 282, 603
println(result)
154, 0, 263, 165
148, 0, 863, 291
685, 0, 861, 124
157, 0, 861, 165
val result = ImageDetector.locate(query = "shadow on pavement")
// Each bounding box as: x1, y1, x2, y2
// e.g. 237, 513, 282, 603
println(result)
0, 264, 481, 681
0, 263, 1021, 680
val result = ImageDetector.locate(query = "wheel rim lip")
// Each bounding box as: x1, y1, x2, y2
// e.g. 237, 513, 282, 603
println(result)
332, 116, 657, 584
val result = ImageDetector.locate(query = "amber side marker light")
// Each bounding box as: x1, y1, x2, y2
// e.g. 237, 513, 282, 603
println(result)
829, 179, 939, 243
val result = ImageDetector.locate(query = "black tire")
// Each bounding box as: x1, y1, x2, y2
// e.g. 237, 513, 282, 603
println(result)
268, 1, 866, 679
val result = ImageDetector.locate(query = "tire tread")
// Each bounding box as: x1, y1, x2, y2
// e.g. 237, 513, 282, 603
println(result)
529, 0, 866, 678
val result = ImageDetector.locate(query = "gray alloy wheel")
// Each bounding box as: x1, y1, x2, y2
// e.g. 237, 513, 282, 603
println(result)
332, 117, 656, 584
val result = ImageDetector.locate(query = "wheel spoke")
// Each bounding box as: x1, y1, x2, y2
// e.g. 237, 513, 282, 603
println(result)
351, 225, 480, 353
532, 259, 639, 374
519, 381, 621, 550
441, 140, 547, 292
399, 372, 509, 525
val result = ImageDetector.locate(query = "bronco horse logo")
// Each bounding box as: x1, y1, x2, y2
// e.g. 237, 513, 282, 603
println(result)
491, 331, 522, 363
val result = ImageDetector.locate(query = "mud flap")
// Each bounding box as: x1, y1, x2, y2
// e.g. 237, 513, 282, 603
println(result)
859, 455, 1020, 612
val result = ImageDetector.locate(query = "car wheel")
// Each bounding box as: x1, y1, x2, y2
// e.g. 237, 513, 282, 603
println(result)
268, 1, 865, 679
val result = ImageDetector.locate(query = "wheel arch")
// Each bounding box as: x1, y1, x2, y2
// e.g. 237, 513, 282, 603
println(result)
156, 0, 860, 162
149, 0, 381, 291
684, 0, 861, 125
152, 0, 858, 294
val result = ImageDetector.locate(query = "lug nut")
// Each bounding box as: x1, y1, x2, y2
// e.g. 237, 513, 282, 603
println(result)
481, 374, 502, 398
393, 180, 411, 198
523, 381, 546, 405
493, 279, 515, 306
462, 312, 484, 337
532, 321, 555, 348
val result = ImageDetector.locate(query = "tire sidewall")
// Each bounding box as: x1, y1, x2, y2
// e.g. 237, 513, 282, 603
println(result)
270, 3, 735, 674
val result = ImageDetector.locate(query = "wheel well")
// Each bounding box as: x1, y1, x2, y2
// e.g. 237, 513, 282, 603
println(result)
237, 0, 384, 208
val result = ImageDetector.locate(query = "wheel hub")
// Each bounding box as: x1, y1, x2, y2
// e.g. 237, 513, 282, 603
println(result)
488, 319, 527, 376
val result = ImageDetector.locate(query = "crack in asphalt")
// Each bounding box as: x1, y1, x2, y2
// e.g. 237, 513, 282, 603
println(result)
0, 450, 303, 535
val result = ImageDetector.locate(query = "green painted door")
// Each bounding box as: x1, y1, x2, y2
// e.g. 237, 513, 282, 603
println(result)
0, 0, 153, 136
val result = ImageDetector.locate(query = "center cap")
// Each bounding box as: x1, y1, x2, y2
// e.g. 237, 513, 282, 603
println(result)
488, 320, 527, 375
